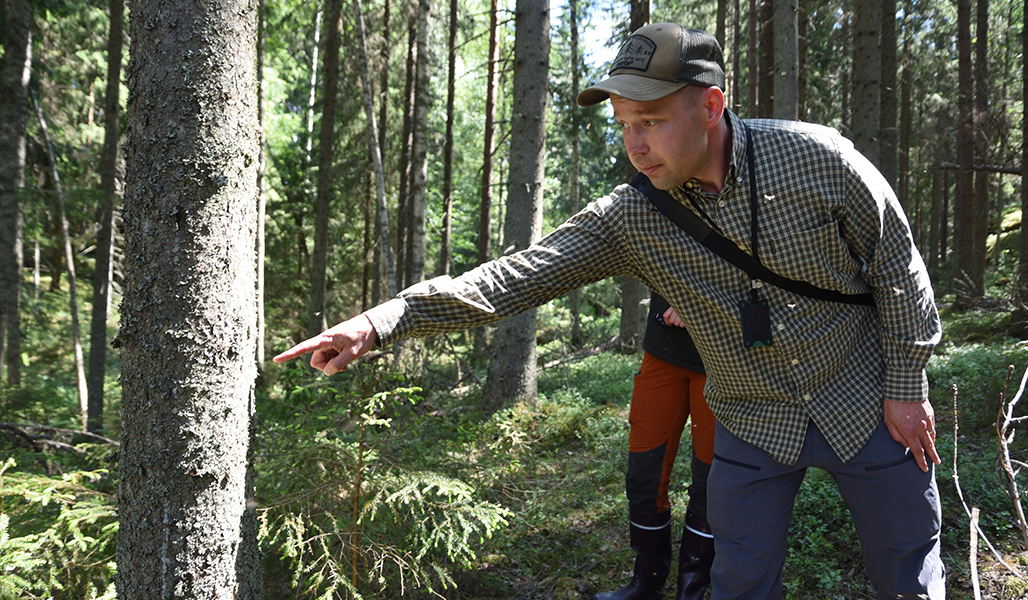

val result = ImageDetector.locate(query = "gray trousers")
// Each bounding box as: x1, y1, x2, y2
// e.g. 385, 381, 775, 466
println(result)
707, 418, 945, 600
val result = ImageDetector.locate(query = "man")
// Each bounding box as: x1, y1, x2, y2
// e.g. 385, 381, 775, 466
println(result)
275, 23, 944, 599
594, 293, 716, 600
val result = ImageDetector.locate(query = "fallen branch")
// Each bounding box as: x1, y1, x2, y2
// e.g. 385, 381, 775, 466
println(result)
997, 365, 1028, 548
951, 383, 1027, 580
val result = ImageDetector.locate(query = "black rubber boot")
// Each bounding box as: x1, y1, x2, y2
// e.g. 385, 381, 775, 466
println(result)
675, 511, 715, 600
593, 522, 672, 600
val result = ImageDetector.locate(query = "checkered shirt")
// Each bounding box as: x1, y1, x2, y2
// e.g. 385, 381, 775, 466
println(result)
366, 110, 941, 465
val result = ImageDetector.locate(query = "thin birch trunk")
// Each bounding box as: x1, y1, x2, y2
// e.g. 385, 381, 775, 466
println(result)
33, 93, 88, 426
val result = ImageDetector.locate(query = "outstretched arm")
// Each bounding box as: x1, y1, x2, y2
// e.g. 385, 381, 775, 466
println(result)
273, 314, 378, 376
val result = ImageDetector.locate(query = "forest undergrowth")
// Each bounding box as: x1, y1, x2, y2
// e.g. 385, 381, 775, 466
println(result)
3, 288, 1028, 599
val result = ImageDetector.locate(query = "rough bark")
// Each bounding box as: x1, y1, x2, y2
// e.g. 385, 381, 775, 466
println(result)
971, 0, 990, 295
852, 0, 881, 166
396, 19, 417, 289
953, 0, 975, 296
568, 0, 582, 348
438, 0, 457, 277
118, 0, 263, 595
473, 0, 500, 355
879, 0, 898, 189
408, 0, 431, 285
308, 0, 344, 338
747, 0, 758, 117
759, 0, 774, 118
772, 0, 798, 120
1017, 0, 1028, 321
87, 0, 125, 432
0, 0, 32, 388
482, 0, 548, 412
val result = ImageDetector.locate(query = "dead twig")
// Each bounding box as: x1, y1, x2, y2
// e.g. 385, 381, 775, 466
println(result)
951, 383, 1027, 581
997, 365, 1028, 548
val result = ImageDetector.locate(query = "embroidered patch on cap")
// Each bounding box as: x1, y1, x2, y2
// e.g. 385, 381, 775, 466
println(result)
610, 35, 656, 72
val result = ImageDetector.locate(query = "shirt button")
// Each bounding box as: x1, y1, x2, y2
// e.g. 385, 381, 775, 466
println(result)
803, 394, 811, 401
777, 323, 785, 331
791, 358, 799, 365
717, 199, 726, 208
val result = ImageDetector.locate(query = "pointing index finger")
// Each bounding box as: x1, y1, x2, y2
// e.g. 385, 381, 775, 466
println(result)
272, 337, 326, 363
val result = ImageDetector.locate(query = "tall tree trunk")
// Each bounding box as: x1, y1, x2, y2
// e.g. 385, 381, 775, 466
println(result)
118, 0, 262, 594
396, 18, 417, 289
308, 0, 344, 338
879, 0, 898, 188
34, 95, 89, 426
408, 0, 431, 285
731, 0, 741, 113
256, 0, 267, 371
568, 0, 583, 348
474, 0, 500, 355
372, 0, 391, 306
87, 0, 125, 432
852, 0, 881, 165
898, 9, 911, 215
773, 0, 798, 120
759, 1, 774, 118
0, 0, 32, 389
953, 0, 975, 296
1019, 0, 1028, 320
482, 0, 548, 412
971, 0, 990, 293
354, 0, 397, 298
438, 0, 458, 277
797, 0, 807, 119
619, 0, 649, 355
747, 0, 758, 117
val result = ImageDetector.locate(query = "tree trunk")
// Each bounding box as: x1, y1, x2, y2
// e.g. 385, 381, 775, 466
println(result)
396, 19, 417, 289
87, 0, 124, 432
482, 0, 548, 412
438, 0, 458, 277
308, 0, 344, 338
0, 0, 32, 389
568, 0, 582, 348
879, 0, 898, 189
772, 0, 798, 120
731, 0, 741, 113
408, 0, 431, 285
372, 0, 391, 306
34, 95, 89, 426
1018, 0, 1028, 320
797, 0, 807, 119
852, 0, 881, 166
118, 0, 263, 594
474, 0, 500, 355
953, 0, 975, 297
898, 10, 911, 215
354, 0, 397, 298
747, 0, 758, 117
971, 0, 990, 294
759, 1, 774, 118
256, 0, 267, 371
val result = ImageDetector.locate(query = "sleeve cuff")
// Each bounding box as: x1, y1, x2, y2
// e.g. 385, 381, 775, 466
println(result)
364, 298, 410, 346
883, 368, 928, 403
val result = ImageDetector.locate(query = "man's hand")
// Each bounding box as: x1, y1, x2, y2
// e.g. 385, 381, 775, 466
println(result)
662, 306, 686, 327
883, 398, 941, 473
272, 314, 379, 376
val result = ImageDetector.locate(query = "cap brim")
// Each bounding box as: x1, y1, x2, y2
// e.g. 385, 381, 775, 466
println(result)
576, 74, 688, 107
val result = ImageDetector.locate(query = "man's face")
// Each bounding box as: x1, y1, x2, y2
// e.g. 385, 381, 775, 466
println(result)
610, 87, 713, 191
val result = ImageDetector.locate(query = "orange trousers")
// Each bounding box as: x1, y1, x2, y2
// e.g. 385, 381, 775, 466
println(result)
626, 351, 715, 518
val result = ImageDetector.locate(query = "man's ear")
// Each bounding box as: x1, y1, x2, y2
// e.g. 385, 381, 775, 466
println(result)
702, 86, 725, 129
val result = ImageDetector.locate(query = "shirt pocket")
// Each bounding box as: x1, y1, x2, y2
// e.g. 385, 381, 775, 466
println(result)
764, 220, 866, 291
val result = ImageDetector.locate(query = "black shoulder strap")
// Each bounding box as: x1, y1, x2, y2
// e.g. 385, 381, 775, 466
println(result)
630, 172, 875, 307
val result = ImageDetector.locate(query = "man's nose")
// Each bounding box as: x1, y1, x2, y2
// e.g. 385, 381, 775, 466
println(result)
624, 130, 647, 156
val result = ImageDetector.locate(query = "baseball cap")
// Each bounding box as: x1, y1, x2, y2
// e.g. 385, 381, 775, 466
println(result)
577, 24, 725, 107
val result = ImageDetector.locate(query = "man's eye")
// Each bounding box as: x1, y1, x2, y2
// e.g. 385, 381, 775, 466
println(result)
644, 120, 657, 127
